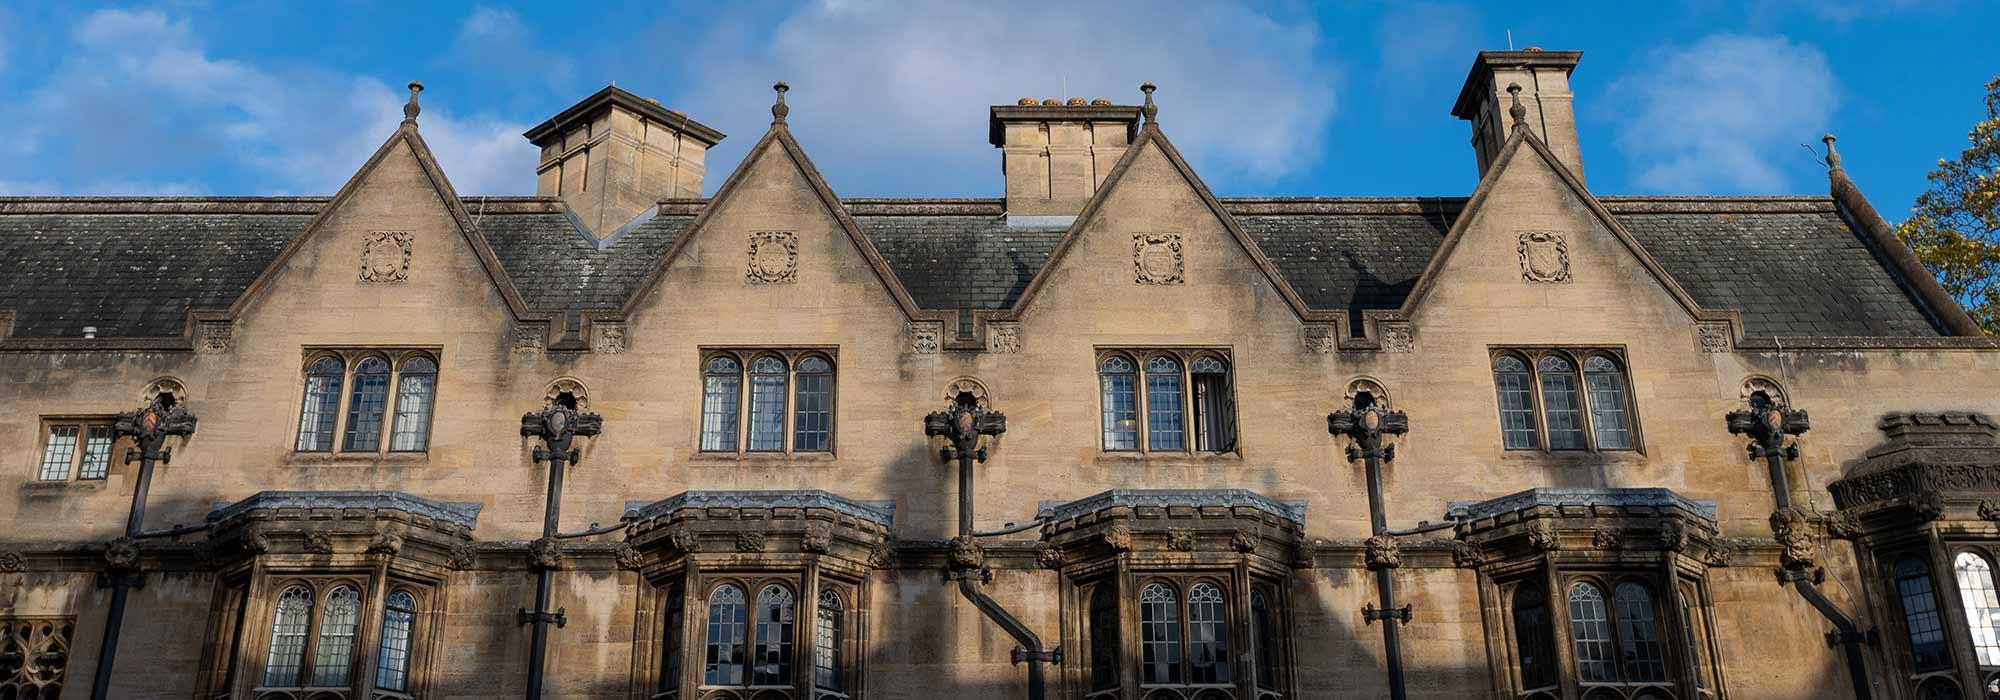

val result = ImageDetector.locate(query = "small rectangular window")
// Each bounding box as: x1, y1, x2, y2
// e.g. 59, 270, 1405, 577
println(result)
38, 425, 80, 481
79, 425, 116, 479
37, 420, 118, 482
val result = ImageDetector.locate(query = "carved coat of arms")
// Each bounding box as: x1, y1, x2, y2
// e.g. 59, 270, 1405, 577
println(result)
359, 231, 412, 283
1133, 233, 1184, 285
746, 231, 798, 284
1516, 231, 1570, 283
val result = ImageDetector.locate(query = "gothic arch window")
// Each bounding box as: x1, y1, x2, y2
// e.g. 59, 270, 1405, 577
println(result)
1190, 356, 1235, 452
1139, 582, 1183, 685
1492, 354, 1538, 450
1511, 582, 1557, 690
262, 585, 314, 686
389, 355, 437, 451
297, 357, 345, 451
1612, 582, 1667, 682
1538, 356, 1587, 450
1100, 355, 1139, 451
659, 585, 685, 698
1583, 356, 1632, 450
698, 350, 839, 454
1099, 350, 1238, 454
747, 356, 790, 452
703, 584, 749, 686
310, 585, 362, 686
685, 577, 852, 697
1567, 582, 1616, 682
1490, 349, 1640, 453
752, 585, 796, 685
701, 356, 743, 452
342, 357, 392, 452
257, 580, 373, 690
1133, 577, 1236, 691
295, 350, 443, 455
1896, 557, 1953, 672
1250, 587, 1279, 695
374, 590, 418, 691
1088, 582, 1120, 694
813, 589, 844, 693
1145, 356, 1186, 451
793, 355, 835, 452
1956, 551, 2000, 666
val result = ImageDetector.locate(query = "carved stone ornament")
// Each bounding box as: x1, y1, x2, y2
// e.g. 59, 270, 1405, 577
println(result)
867, 540, 898, 569
668, 527, 700, 554
1980, 500, 2000, 523
1230, 528, 1259, 553
367, 523, 406, 555
529, 537, 564, 570
1657, 521, 1688, 552
1451, 540, 1484, 569
1704, 542, 1734, 568
1696, 322, 1731, 353
595, 323, 627, 354
1101, 524, 1133, 552
104, 537, 142, 571
359, 231, 413, 283
1910, 491, 1946, 522
245, 529, 273, 554
1166, 528, 1196, 552
614, 543, 644, 571
946, 535, 986, 572
1379, 322, 1414, 353
512, 323, 545, 354
544, 377, 589, 410
1591, 528, 1622, 551
1826, 511, 1863, 541
1035, 541, 1066, 569
735, 531, 767, 553
447, 541, 477, 570
801, 522, 833, 553
1516, 231, 1571, 283
1291, 539, 1317, 569
746, 231, 799, 284
986, 322, 1020, 354
909, 321, 941, 355
944, 377, 990, 407
304, 531, 335, 555
1133, 233, 1185, 285
1526, 522, 1561, 552
0, 549, 24, 572
1364, 534, 1402, 571
198, 320, 232, 353
1301, 324, 1337, 354
1769, 508, 1817, 570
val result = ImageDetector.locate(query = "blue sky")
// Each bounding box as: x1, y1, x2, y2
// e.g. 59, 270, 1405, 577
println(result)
0, 1, 1993, 220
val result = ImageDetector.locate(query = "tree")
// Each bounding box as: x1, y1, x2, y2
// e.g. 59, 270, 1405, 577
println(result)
1896, 76, 2000, 335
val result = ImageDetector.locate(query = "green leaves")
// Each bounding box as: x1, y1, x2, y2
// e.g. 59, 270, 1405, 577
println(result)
1896, 77, 2000, 335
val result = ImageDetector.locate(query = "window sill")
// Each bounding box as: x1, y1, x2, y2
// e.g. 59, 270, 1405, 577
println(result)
687, 451, 839, 467
1093, 451, 1243, 468
1497, 450, 1647, 467
284, 451, 431, 467
19, 479, 108, 496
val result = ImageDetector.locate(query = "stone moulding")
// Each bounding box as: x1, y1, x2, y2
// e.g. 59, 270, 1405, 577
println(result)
1449, 487, 1718, 523
1037, 488, 1308, 526
1516, 231, 1571, 283
359, 230, 413, 283
627, 490, 896, 529
1828, 412, 2000, 512
207, 490, 485, 530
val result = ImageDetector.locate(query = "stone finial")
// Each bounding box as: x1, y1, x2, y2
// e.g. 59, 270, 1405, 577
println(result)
1506, 83, 1526, 128
1140, 82, 1158, 124
1066, 97, 1087, 106
1090, 97, 1112, 106
772, 81, 790, 125
1041, 98, 1060, 106
1822, 133, 1842, 171
403, 81, 423, 125
1018, 97, 1037, 106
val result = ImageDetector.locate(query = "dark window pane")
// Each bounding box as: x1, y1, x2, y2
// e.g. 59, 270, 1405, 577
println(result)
752, 585, 794, 685
1493, 356, 1538, 450
1538, 356, 1587, 450
1252, 589, 1279, 690
1146, 357, 1185, 451
793, 357, 833, 452
1614, 582, 1667, 682
1898, 559, 1952, 672
748, 357, 788, 452
1140, 583, 1182, 685
1584, 356, 1632, 450
342, 357, 390, 451
375, 591, 417, 691
1568, 582, 1616, 682
704, 585, 747, 685
661, 586, 684, 693
1090, 584, 1120, 691
297, 357, 345, 451
1187, 583, 1230, 684
1101, 356, 1138, 450
1512, 584, 1556, 689
1191, 358, 1234, 452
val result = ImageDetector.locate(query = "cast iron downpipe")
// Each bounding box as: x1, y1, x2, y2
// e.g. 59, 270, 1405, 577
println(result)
1726, 394, 1874, 700
925, 392, 1059, 700
90, 394, 198, 700
1329, 397, 1412, 700
518, 395, 602, 700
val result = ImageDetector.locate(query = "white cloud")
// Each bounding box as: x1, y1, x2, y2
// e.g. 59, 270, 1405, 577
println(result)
2, 9, 537, 195
1749, 0, 1947, 23
1605, 34, 1837, 193
1373, 3, 1482, 87
447, 7, 575, 92
673, 0, 1339, 196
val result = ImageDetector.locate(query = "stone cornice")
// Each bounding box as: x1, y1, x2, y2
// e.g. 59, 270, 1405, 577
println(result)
628, 490, 895, 528
1038, 489, 1306, 526
207, 490, 483, 530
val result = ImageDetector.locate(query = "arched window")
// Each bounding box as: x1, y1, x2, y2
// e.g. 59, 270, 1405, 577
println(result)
263, 585, 314, 686
1583, 356, 1632, 450
1680, 583, 1713, 691
747, 357, 789, 452
752, 585, 795, 685
1250, 588, 1279, 691
296, 357, 345, 452
793, 356, 834, 452
1190, 356, 1234, 452
1512, 583, 1556, 689
1492, 355, 1538, 450
374, 591, 417, 691
813, 589, 844, 692
310, 585, 361, 686
1613, 582, 1666, 682
341, 357, 391, 451
660, 586, 684, 695
1537, 356, 1587, 450
1897, 558, 1952, 672
703, 585, 748, 685
1959, 552, 2000, 665
1567, 582, 1615, 682
389, 356, 437, 451
1145, 356, 1186, 451
1100, 356, 1139, 451
700, 357, 742, 452
1139, 582, 1183, 685
1089, 583, 1120, 692
1186, 582, 1230, 684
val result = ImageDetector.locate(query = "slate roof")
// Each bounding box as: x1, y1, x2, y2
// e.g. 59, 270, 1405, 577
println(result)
0, 194, 1948, 340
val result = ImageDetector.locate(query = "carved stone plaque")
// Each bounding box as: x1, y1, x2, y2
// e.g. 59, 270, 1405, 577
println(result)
1133, 233, 1184, 285
1696, 322, 1731, 353
746, 231, 798, 284
1516, 231, 1570, 283
908, 321, 941, 354
986, 322, 1020, 353
360, 231, 412, 283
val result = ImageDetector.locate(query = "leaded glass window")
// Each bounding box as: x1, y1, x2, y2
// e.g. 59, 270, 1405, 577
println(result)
1186, 583, 1230, 684
814, 589, 843, 692
704, 585, 748, 685
794, 356, 834, 452
310, 585, 361, 686
1538, 356, 1587, 450
1251, 588, 1278, 691
78, 425, 114, 479
701, 357, 742, 452
1101, 356, 1138, 451
1513, 583, 1557, 689
263, 585, 314, 686
342, 357, 390, 451
296, 357, 344, 451
1568, 582, 1615, 682
389, 356, 436, 451
1613, 582, 1666, 682
1898, 558, 1952, 672
1958, 552, 2000, 666
1140, 583, 1182, 685
1089, 583, 1120, 692
1583, 356, 1632, 450
36, 426, 78, 481
661, 586, 684, 695
752, 585, 795, 685
747, 357, 789, 452
374, 591, 416, 691
1493, 355, 1538, 450
1145, 356, 1185, 451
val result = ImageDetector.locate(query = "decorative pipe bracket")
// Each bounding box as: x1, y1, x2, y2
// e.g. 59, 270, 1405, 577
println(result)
1825, 628, 1878, 649
1012, 646, 1062, 666
518, 607, 567, 628
926, 391, 1006, 464
1362, 602, 1413, 626
1330, 404, 1408, 463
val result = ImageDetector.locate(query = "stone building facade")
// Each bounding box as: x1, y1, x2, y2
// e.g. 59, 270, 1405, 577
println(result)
3, 49, 1999, 699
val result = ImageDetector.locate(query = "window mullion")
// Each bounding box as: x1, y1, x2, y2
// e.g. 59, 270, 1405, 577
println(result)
1571, 354, 1599, 453
1180, 364, 1194, 454
1135, 363, 1150, 454
379, 367, 400, 454
784, 368, 797, 453
737, 366, 751, 455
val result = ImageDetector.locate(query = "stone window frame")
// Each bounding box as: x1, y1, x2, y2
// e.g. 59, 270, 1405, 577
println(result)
1095, 348, 1238, 455
30, 415, 123, 482
695, 348, 840, 456
1488, 347, 1642, 454
1063, 555, 1293, 700
0, 615, 74, 696
1857, 538, 2000, 698
292, 348, 443, 456
208, 566, 442, 700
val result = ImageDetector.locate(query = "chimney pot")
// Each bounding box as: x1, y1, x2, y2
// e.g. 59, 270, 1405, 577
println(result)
82, 326, 97, 339
1091, 98, 1111, 106
1066, 97, 1087, 106
1041, 99, 1060, 106
1018, 97, 1037, 106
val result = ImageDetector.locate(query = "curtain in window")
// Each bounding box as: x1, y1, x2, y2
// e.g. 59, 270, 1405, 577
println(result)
704, 585, 748, 685
310, 585, 361, 686
752, 585, 795, 685
374, 591, 416, 691
1140, 583, 1183, 684
1100, 356, 1138, 450
389, 356, 437, 451
78, 425, 114, 479
1191, 357, 1233, 452
748, 357, 789, 452
701, 357, 742, 451
1567, 582, 1616, 682
297, 357, 345, 451
1512, 583, 1556, 689
1538, 356, 1587, 450
1958, 553, 2000, 665
1089, 584, 1120, 691
263, 585, 314, 686
1583, 356, 1632, 450
814, 589, 844, 691
1187, 583, 1230, 684
37, 426, 78, 480
1145, 356, 1186, 451
1492, 356, 1538, 450
793, 356, 834, 452
1613, 582, 1666, 682
342, 357, 391, 451
1897, 559, 1952, 672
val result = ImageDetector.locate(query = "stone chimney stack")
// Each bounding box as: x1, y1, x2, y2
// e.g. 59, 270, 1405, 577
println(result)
990, 98, 1142, 221
525, 86, 726, 237
1452, 49, 1585, 183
